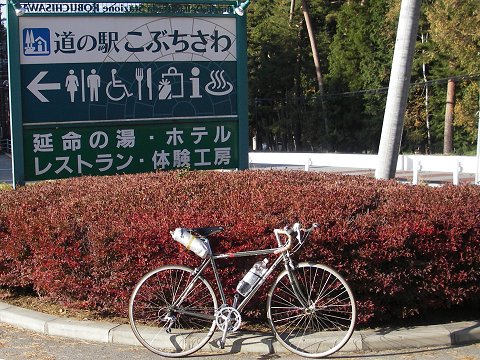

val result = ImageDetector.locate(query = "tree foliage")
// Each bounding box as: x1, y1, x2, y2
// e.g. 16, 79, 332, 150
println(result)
248, 0, 480, 154
427, 0, 480, 74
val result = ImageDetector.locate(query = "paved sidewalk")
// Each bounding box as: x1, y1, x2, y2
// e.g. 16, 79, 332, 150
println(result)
1, 301, 479, 355
0, 153, 12, 184
1, 153, 477, 186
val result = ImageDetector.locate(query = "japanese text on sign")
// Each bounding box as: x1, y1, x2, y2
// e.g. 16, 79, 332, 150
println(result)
52, 29, 232, 55
20, 17, 237, 64
31, 125, 234, 177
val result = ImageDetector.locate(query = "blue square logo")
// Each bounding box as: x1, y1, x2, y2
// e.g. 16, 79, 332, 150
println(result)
23, 28, 51, 56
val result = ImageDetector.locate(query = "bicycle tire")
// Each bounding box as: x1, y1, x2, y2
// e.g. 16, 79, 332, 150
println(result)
267, 262, 356, 358
129, 265, 218, 357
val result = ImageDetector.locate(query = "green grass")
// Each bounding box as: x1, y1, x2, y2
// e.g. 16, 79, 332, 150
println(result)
0, 183, 12, 190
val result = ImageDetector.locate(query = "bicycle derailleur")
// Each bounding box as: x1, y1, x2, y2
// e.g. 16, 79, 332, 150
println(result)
162, 311, 177, 334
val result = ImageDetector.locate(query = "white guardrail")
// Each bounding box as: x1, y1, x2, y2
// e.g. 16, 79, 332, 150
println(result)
0, 139, 12, 154
248, 152, 480, 185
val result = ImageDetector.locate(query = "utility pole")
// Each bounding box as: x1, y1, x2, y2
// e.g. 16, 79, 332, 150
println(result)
443, 78, 455, 154
0, 5, 8, 146
476, 82, 480, 184
375, 0, 422, 180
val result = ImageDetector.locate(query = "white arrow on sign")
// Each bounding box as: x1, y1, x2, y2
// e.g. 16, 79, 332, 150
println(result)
27, 71, 61, 103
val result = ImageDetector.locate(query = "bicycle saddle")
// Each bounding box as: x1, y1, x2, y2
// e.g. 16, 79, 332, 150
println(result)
190, 226, 224, 237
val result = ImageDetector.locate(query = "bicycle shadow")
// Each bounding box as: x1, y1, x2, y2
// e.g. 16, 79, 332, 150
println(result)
192, 320, 480, 358
447, 320, 480, 345
363, 319, 480, 350
205, 331, 278, 355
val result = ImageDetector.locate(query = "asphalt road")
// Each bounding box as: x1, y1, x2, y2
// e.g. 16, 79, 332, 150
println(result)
1, 322, 479, 360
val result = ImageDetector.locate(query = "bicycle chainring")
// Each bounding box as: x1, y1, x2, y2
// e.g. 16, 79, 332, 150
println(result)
215, 307, 242, 332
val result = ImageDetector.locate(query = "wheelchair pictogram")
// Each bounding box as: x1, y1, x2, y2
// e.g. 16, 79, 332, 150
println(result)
106, 69, 133, 101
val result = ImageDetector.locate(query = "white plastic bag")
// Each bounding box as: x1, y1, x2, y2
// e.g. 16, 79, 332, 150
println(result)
171, 228, 210, 259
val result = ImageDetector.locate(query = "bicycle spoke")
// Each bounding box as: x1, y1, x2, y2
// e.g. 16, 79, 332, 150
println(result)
278, 311, 308, 337
276, 279, 300, 299
268, 263, 356, 358
129, 266, 217, 357
271, 290, 301, 309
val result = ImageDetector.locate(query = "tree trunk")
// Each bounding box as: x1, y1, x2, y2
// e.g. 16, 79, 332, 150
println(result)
443, 78, 455, 154
421, 32, 431, 154
293, 18, 303, 152
375, 0, 421, 180
300, 0, 328, 135
289, 0, 296, 23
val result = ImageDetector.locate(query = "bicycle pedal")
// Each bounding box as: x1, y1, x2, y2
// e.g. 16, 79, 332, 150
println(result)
216, 339, 225, 349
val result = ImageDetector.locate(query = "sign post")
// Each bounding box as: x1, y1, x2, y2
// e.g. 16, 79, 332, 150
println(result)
7, 0, 248, 186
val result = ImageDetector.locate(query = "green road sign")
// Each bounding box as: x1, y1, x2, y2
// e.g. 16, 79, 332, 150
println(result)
7, 1, 248, 185
25, 121, 238, 179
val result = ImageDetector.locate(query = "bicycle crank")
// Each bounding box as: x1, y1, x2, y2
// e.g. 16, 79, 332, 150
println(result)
215, 306, 242, 333
215, 307, 242, 349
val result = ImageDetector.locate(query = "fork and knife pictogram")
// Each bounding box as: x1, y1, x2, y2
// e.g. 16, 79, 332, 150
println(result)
135, 67, 153, 100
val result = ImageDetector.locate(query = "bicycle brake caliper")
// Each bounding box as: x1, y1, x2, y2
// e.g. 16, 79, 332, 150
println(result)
288, 258, 297, 270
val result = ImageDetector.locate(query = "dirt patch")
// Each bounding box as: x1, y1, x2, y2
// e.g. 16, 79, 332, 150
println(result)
0, 286, 271, 331
0, 287, 129, 324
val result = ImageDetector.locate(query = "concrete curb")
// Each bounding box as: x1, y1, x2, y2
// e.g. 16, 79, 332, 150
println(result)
1, 301, 479, 354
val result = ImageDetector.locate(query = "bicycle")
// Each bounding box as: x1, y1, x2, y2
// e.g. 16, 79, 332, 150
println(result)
129, 223, 356, 358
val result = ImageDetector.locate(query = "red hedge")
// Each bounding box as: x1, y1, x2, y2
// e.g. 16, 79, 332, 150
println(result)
0, 170, 479, 326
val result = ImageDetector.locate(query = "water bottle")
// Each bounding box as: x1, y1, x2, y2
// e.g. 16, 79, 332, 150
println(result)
236, 259, 268, 297
171, 228, 210, 259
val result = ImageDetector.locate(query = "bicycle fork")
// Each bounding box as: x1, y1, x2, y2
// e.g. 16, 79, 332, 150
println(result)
285, 258, 310, 308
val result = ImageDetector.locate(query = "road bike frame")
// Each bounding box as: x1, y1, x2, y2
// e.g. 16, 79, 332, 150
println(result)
170, 224, 315, 321
130, 222, 356, 358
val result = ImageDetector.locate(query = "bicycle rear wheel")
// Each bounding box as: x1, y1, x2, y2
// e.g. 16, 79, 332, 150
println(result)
129, 265, 217, 357
267, 262, 356, 358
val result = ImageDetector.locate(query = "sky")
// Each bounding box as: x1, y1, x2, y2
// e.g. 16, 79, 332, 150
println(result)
0, 1, 5, 24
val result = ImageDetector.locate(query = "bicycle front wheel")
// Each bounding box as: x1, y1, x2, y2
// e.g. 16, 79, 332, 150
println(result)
129, 265, 218, 357
267, 262, 356, 358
